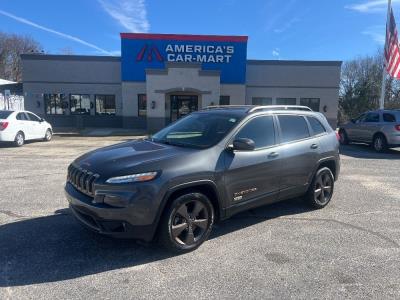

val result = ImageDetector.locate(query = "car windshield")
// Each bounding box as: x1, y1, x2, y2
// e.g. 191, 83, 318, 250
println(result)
0, 111, 13, 119
151, 112, 244, 148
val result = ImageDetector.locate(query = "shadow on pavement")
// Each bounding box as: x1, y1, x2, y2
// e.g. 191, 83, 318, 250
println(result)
340, 144, 400, 159
0, 198, 310, 287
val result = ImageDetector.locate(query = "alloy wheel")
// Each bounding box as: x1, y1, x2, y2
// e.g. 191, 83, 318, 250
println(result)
374, 137, 383, 151
314, 172, 333, 205
16, 133, 24, 146
171, 200, 209, 246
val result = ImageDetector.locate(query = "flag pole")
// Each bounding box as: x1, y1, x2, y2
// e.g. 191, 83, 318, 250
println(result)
380, 0, 392, 109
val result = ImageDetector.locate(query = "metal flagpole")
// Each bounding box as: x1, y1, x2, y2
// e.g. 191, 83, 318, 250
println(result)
380, 0, 392, 109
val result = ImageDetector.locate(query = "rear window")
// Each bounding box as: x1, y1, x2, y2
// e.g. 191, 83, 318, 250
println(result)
0, 111, 13, 119
307, 116, 326, 135
278, 115, 310, 143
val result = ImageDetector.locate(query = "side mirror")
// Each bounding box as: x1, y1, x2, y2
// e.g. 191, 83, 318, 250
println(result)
232, 138, 256, 151
40, 118, 45, 123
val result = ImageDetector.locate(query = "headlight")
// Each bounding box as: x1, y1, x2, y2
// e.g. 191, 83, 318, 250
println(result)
106, 172, 158, 184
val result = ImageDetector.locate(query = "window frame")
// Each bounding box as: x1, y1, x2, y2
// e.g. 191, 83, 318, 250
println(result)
276, 114, 312, 144
252, 97, 272, 106
26, 112, 41, 122
365, 112, 380, 123
44, 93, 67, 115
95, 94, 116, 116
300, 98, 320, 112
70, 94, 91, 115
228, 114, 278, 151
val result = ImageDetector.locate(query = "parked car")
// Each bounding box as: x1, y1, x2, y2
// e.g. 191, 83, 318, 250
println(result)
338, 109, 400, 152
0, 110, 53, 146
65, 105, 340, 253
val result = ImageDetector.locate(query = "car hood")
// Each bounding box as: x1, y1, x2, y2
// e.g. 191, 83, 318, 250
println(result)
73, 139, 194, 176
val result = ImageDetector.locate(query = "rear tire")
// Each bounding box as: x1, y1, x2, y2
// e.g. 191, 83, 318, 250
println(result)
43, 129, 52, 142
304, 167, 334, 209
14, 132, 25, 147
158, 192, 214, 253
373, 134, 387, 153
338, 129, 349, 145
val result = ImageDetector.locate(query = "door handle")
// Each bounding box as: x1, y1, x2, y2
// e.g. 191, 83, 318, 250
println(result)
310, 144, 319, 149
268, 152, 279, 158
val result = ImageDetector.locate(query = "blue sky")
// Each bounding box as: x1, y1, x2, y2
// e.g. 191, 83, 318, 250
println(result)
0, 0, 398, 61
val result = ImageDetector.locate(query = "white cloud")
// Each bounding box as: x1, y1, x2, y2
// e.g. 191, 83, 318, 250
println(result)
345, 0, 400, 13
362, 26, 385, 44
0, 9, 112, 55
98, 0, 150, 33
272, 48, 280, 58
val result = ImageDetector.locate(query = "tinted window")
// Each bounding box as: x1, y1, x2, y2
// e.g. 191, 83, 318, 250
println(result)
16, 113, 28, 120
235, 116, 275, 149
219, 96, 230, 105
383, 113, 396, 122
365, 113, 379, 122
96, 95, 116, 115
70, 94, 91, 115
0, 111, 13, 119
26, 112, 41, 122
44, 94, 67, 115
279, 115, 310, 143
307, 117, 326, 135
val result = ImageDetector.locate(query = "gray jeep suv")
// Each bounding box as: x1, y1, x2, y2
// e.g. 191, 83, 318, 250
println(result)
339, 109, 400, 152
65, 105, 340, 253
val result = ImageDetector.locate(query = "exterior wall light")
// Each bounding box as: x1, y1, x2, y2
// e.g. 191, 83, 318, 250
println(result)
151, 101, 156, 109
323, 105, 328, 112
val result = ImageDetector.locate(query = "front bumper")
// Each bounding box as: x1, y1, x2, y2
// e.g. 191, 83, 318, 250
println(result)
65, 183, 157, 241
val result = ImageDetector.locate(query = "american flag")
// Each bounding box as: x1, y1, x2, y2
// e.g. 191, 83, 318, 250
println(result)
385, 8, 400, 79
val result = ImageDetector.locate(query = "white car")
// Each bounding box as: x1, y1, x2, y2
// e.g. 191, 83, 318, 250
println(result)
0, 110, 53, 146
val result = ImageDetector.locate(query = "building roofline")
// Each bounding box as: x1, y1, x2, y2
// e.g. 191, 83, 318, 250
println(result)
120, 33, 248, 42
20, 54, 120, 62
247, 59, 342, 66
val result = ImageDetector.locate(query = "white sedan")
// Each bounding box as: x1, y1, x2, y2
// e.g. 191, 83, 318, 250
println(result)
0, 110, 53, 146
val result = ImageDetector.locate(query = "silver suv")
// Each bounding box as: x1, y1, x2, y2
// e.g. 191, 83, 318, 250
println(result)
339, 110, 400, 152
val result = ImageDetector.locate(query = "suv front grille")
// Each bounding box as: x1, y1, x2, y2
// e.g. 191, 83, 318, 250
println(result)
67, 164, 99, 197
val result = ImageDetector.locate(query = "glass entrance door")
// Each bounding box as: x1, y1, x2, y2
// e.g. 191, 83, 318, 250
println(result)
170, 95, 198, 122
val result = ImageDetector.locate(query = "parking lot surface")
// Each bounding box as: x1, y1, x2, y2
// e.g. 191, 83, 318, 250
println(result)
1, 137, 400, 299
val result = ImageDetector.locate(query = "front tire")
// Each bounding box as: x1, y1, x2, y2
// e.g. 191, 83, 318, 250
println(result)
14, 132, 25, 147
373, 134, 387, 152
43, 129, 52, 142
304, 167, 334, 209
158, 192, 214, 253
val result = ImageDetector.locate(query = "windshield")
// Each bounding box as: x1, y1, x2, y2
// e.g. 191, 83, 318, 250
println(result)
0, 111, 13, 119
151, 112, 244, 148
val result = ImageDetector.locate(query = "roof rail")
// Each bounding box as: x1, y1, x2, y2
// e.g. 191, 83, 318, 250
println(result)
248, 105, 312, 113
203, 105, 252, 110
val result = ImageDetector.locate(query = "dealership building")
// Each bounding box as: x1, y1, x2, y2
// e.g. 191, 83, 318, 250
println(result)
21, 33, 341, 131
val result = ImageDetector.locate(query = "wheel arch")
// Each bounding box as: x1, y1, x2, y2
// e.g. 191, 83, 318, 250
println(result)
155, 180, 222, 233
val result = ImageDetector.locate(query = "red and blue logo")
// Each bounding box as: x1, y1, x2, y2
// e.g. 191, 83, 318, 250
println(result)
136, 44, 164, 62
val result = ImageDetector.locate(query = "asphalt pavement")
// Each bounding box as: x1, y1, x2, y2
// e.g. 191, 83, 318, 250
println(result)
0, 137, 400, 299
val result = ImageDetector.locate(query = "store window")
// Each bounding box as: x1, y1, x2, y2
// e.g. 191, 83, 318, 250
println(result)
44, 94, 67, 115
219, 95, 230, 105
95, 95, 116, 115
252, 97, 272, 105
138, 94, 147, 116
276, 98, 296, 105
300, 98, 320, 112
70, 94, 91, 115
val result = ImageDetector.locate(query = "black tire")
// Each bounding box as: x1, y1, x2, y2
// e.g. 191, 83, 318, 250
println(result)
373, 134, 387, 153
14, 131, 25, 147
43, 129, 52, 142
338, 129, 349, 145
304, 167, 334, 209
158, 192, 214, 253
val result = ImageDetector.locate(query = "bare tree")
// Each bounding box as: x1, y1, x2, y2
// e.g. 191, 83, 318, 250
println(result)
339, 50, 400, 123
0, 32, 43, 82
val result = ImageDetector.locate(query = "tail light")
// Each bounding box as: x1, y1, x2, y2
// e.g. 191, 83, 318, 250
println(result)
395, 125, 400, 131
0, 121, 8, 131
335, 132, 340, 141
